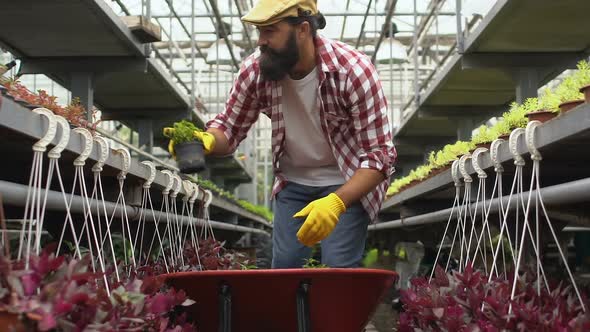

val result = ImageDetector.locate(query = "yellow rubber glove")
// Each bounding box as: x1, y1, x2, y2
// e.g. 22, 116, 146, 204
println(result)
193, 130, 216, 155
293, 193, 346, 247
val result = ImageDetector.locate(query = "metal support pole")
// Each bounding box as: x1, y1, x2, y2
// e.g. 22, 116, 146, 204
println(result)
515, 68, 540, 103
296, 281, 311, 332
218, 283, 232, 332
191, 0, 196, 114
208, 0, 241, 70
137, 119, 154, 157
339, 0, 352, 41
456, 118, 475, 141
70, 72, 94, 122
355, 0, 374, 49
371, 0, 398, 63
233, 0, 254, 51
455, 0, 464, 53
412, 0, 419, 106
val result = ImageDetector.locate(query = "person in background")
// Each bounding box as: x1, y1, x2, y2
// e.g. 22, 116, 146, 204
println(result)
175, 0, 397, 268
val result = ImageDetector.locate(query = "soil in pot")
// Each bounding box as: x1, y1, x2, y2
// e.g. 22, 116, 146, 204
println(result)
580, 84, 590, 104
559, 99, 584, 113
526, 110, 558, 123
175, 141, 206, 173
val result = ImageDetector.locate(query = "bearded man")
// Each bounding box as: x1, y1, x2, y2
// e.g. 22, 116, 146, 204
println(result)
193, 0, 397, 268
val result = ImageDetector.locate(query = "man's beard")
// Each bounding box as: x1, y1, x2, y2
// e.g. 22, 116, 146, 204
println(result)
259, 30, 300, 81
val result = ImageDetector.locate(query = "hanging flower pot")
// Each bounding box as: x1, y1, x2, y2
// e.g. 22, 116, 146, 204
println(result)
558, 99, 584, 113
175, 141, 206, 174
526, 109, 558, 123
580, 84, 590, 104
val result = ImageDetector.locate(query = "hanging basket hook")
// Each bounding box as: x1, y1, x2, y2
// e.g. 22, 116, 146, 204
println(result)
204, 189, 213, 208
182, 180, 194, 201
141, 161, 157, 189
92, 135, 109, 173
490, 138, 505, 173
161, 170, 175, 195
171, 174, 182, 198
73, 128, 94, 166
48, 115, 71, 159
189, 183, 200, 204
471, 147, 489, 179
452, 159, 462, 188
509, 128, 526, 166
459, 154, 472, 184
526, 120, 542, 161
32, 108, 57, 153
113, 148, 131, 180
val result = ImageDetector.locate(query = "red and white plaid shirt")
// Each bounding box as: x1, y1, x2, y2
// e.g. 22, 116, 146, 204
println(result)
207, 35, 397, 221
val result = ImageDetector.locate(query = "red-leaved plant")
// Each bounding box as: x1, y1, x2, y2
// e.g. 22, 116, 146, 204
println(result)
2, 81, 101, 130
399, 264, 590, 332
0, 246, 198, 331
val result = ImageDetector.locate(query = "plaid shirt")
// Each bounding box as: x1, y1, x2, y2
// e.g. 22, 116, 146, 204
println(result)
207, 35, 397, 221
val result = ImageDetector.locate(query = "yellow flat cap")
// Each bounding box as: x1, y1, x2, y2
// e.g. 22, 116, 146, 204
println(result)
241, 0, 318, 26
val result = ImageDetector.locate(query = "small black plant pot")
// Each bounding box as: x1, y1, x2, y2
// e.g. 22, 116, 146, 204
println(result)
176, 141, 206, 173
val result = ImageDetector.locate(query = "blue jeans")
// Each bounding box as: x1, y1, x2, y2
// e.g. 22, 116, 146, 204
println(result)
271, 182, 369, 268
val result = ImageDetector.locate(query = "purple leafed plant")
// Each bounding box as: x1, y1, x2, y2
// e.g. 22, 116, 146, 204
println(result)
0, 247, 198, 331
399, 265, 590, 332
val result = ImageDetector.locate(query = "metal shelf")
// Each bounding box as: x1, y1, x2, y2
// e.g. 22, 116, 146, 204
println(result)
0, 94, 271, 231
394, 0, 590, 175
382, 103, 590, 214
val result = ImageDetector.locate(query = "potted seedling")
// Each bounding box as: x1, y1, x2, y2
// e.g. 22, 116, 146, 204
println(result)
471, 125, 499, 149
164, 120, 206, 173
573, 60, 590, 104
524, 96, 559, 123
553, 70, 585, 113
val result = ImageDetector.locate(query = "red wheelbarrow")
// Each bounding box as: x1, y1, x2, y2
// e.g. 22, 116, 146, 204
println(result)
164, 268, 398, 332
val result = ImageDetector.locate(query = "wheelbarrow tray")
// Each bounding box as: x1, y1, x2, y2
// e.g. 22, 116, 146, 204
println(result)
163, 268, 397, 332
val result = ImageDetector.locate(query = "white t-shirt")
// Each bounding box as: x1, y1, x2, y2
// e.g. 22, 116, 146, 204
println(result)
278, 67, 346, 186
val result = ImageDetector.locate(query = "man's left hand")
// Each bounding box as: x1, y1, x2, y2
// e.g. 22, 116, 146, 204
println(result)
293, 193, 346, 247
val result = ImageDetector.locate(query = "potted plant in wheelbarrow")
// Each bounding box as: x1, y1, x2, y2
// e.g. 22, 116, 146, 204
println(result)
164, 120, 206, 173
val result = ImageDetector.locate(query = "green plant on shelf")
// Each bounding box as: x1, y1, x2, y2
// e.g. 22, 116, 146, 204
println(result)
538, 87, 561, 112
194, 178, 274, 222
471, 124, 500, 145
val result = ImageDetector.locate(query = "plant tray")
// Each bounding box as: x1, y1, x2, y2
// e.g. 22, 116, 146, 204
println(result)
163, 268, 398, 332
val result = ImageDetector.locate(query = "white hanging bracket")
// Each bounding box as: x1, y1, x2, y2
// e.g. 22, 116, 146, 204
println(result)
204, 189, 213, 208
141, 161, 157, 189
451, 159, 462, 188
490, 139, 505, 173
171, 174, 182, 199
48, 116, 70, 159
459, 154, 473, 184
32, 108, 58, 153
526, 121, 542, 161
114, 148, 131, 180
471, 147, 489, 179
161, 170, 174, 195
182, 180, 194, 202
73, 128, 94, 166
189, 183, 200, 205
92, 136, 109, 173
509, 128, 526, 166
